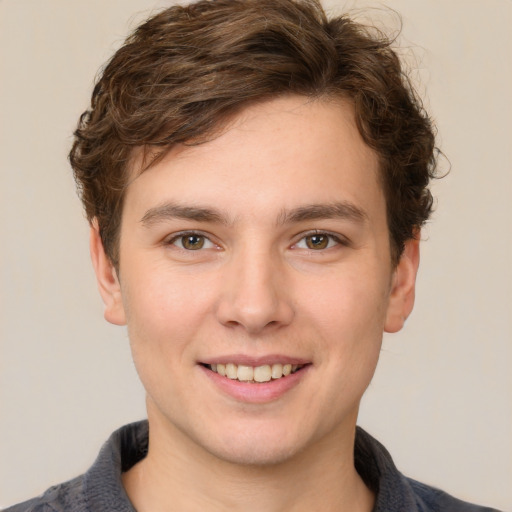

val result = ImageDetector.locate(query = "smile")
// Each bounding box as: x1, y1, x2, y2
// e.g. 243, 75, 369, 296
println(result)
205, 363, 305, 383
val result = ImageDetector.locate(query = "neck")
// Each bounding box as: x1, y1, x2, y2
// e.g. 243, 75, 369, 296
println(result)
123, 409, 374, 512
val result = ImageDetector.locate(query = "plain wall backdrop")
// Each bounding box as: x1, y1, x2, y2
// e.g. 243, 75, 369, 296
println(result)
1, 0, 511, 509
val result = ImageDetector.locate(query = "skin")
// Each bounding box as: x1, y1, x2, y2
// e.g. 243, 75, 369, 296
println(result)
91, 95, 419, 512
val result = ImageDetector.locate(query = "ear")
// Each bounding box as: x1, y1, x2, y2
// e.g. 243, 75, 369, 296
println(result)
384, 236, 420, 333
89, 221, 127, 326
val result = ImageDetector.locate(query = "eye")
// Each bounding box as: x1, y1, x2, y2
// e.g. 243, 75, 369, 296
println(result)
168, 232, 216, 251
294, 232, 343, 251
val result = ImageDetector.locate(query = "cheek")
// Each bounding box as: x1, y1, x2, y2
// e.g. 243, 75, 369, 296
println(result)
123, 263, 213, 330
301, 267, 391, 334
299, 266, 389, 383
120, 271, 209, 372
123, 282, 200, 404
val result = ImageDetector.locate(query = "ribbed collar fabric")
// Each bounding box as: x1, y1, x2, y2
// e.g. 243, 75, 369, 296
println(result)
82, 421, 419, 512
75, 420, 499, 512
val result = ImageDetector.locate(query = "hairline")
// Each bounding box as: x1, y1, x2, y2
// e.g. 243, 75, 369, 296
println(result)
106, 93, 401, 271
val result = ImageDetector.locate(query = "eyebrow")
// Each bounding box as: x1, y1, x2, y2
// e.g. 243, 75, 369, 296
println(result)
140, 202, 231, 227
276, 202, 368, 225
140, 200, 368, 228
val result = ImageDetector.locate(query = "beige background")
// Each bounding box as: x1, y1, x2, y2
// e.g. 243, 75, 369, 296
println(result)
1, 0, 511, 509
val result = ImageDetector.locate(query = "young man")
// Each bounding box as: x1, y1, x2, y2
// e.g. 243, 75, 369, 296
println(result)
5, 1, 503, 511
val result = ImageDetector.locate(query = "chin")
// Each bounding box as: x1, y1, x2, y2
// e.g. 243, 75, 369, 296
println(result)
209, 439, 300, 467
197, 422, 311, 467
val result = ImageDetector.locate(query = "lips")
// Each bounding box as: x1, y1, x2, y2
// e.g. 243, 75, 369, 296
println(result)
205, 362, 305, 383
199, 356, 310, 402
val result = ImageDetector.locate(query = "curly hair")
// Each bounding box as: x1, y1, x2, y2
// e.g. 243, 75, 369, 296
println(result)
69, 0, 438, 268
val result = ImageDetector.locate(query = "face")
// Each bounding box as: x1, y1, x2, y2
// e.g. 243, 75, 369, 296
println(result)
92, 96, 419, 466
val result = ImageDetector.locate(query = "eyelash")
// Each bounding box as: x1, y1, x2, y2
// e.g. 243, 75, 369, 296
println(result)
165, 231, 217, 251
293, 231, 348, 251
164, 230, 348, 252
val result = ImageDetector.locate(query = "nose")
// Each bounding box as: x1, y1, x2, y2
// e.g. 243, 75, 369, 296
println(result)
215, 246, 294, 334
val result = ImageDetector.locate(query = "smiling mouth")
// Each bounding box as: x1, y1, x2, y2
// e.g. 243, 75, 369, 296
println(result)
203, 363, 306, 383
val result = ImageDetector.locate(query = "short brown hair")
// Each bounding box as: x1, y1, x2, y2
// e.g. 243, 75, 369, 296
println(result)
70, 0, 438, 267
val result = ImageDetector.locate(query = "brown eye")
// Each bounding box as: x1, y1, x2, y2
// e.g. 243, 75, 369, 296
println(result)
305, 234, 329, 250
180, 235, 205, 250
168, 232, 217, 252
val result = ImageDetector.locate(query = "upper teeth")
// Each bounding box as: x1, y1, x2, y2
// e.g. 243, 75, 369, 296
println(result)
209, 363, 302, 382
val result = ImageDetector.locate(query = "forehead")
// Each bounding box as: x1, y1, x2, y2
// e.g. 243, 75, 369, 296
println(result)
123, 95, 383, 226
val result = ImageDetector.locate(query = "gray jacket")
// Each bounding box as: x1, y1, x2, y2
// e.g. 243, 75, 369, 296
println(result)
3, 421, 502, 512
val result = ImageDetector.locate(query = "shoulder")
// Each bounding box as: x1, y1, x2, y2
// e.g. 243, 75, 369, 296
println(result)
355, 427, 503, 512
3, 421, 147, 512
2, 475, 87, 512
407, 477, 503, 512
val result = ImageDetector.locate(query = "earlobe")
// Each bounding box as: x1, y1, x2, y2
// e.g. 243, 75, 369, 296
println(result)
89, 222, 127, 326
384, 236, 420, 334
